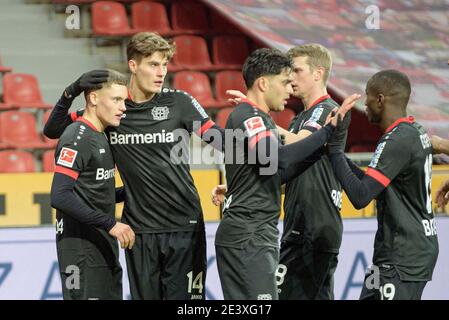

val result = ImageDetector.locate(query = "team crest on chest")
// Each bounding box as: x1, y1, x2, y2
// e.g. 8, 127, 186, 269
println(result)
151, 106, 169, 120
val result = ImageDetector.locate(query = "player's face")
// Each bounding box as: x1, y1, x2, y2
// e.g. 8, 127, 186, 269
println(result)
291, 56, 316, 99
265, 69, 293, 112
131, 51, 168, 95
96, 84, 128, 127
365, 87, 382, 124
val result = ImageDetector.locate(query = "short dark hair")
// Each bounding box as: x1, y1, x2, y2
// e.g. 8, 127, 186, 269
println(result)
242, 48, 293, 88
367, 69, 411, 106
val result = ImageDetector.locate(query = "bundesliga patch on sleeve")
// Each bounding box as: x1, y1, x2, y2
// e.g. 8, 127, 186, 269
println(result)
244, 116, 267, 137
57, 147, 78, 168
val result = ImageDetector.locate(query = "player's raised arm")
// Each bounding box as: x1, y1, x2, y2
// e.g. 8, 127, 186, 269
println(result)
44, 70, 109, 138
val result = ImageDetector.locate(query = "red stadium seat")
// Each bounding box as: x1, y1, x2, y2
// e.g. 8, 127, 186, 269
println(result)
215, 71, 246, 104
131, 1, 176, 36
271, 108, 296, 130
172, 36, 217, 71
42, 149, 55, 172
171, 1, 209, 34
42, 110, 58, 148
91, 1, 135, 36
215, 108, 234, 128
1, 73, 52, 110
0, 111, 49, 149
173, 71, 222, 109
0, 150, 36, 173
212, 35, 249, 69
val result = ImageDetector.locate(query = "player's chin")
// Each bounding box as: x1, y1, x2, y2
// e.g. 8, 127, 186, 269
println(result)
109, 118, 121, 127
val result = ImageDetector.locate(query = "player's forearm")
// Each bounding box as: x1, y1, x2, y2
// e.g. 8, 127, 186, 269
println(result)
277, 126, 312, 145
280, 151, 321, 184
277, 125, 332, 169
329, 151, 384, 209
345, 155, 366, 179
43, 93, 75, 139
431, 135, 449, 155
51, 173, 116, 231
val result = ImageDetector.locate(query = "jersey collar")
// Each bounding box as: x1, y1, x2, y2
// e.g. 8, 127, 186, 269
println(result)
385, 116, 415, 133
76, 117, 99, 132
307, 94, 330, 110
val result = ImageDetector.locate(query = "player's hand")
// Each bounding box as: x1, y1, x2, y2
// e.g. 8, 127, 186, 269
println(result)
211, 184, 227, 206
325, 94, 360, 128
226, 90, 247, 105
65, 69, 110, 99
436, 179, 449, 208
109, 222, 135, 250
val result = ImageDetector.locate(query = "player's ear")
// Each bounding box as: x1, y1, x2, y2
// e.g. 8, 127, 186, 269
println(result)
257, 77, 268, 92
88, 91, 98, 107
378, 93, 385, 105
128, 59, 137, 74
314, 67, 324, 82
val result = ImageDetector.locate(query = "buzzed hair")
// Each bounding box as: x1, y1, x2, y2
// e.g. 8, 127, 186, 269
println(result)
366, 69, 411, 107
242, 48, 293, 88
126, 32, 176, 63
287, 44, 333, 85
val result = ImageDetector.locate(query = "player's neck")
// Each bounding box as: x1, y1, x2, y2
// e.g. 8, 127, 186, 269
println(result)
303, 87, 328, 110
129, 76, 156, 103
83, 109, 104, 132
246, 91, 270, 114
381, 110, 408, 132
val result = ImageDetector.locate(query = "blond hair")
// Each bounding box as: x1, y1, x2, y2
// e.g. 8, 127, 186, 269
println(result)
126, 32, 176, 62
287, 44, 332, 85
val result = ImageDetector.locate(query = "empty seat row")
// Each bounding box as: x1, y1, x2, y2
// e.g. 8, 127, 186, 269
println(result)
168, 35, 249, 72
0, 110, 56, 149
0, 150, 54, 173
173, 70, 246, 108
90, 1, 241, 37
0, 73, 52, 110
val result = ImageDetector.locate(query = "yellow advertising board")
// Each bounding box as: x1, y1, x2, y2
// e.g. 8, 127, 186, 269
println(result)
0, 166, 448, 227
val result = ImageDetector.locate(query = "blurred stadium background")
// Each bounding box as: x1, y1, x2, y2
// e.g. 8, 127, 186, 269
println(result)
0, 0, 448, 299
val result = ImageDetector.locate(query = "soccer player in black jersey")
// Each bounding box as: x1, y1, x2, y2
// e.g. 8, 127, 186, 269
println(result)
276, 44, 348, 300
328, 70, 439, 300
51, 70, 135, 300
214, 48, 357, 300
44, 32, 227, 300
214, 44, 348, 300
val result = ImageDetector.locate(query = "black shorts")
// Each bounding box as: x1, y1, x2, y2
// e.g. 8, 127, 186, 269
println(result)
277, 241, 338, 300
125, 230, 207, 300
216, 240, 279, 300
360, 265, 427, 300
56, 223, 122, 300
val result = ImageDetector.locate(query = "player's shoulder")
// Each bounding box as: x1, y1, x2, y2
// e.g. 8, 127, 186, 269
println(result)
231, 103, 264, 123
158, 87, 192, 101
318, 98, 339, 111
58, 120, 95, 147
384, 119, 423, 143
